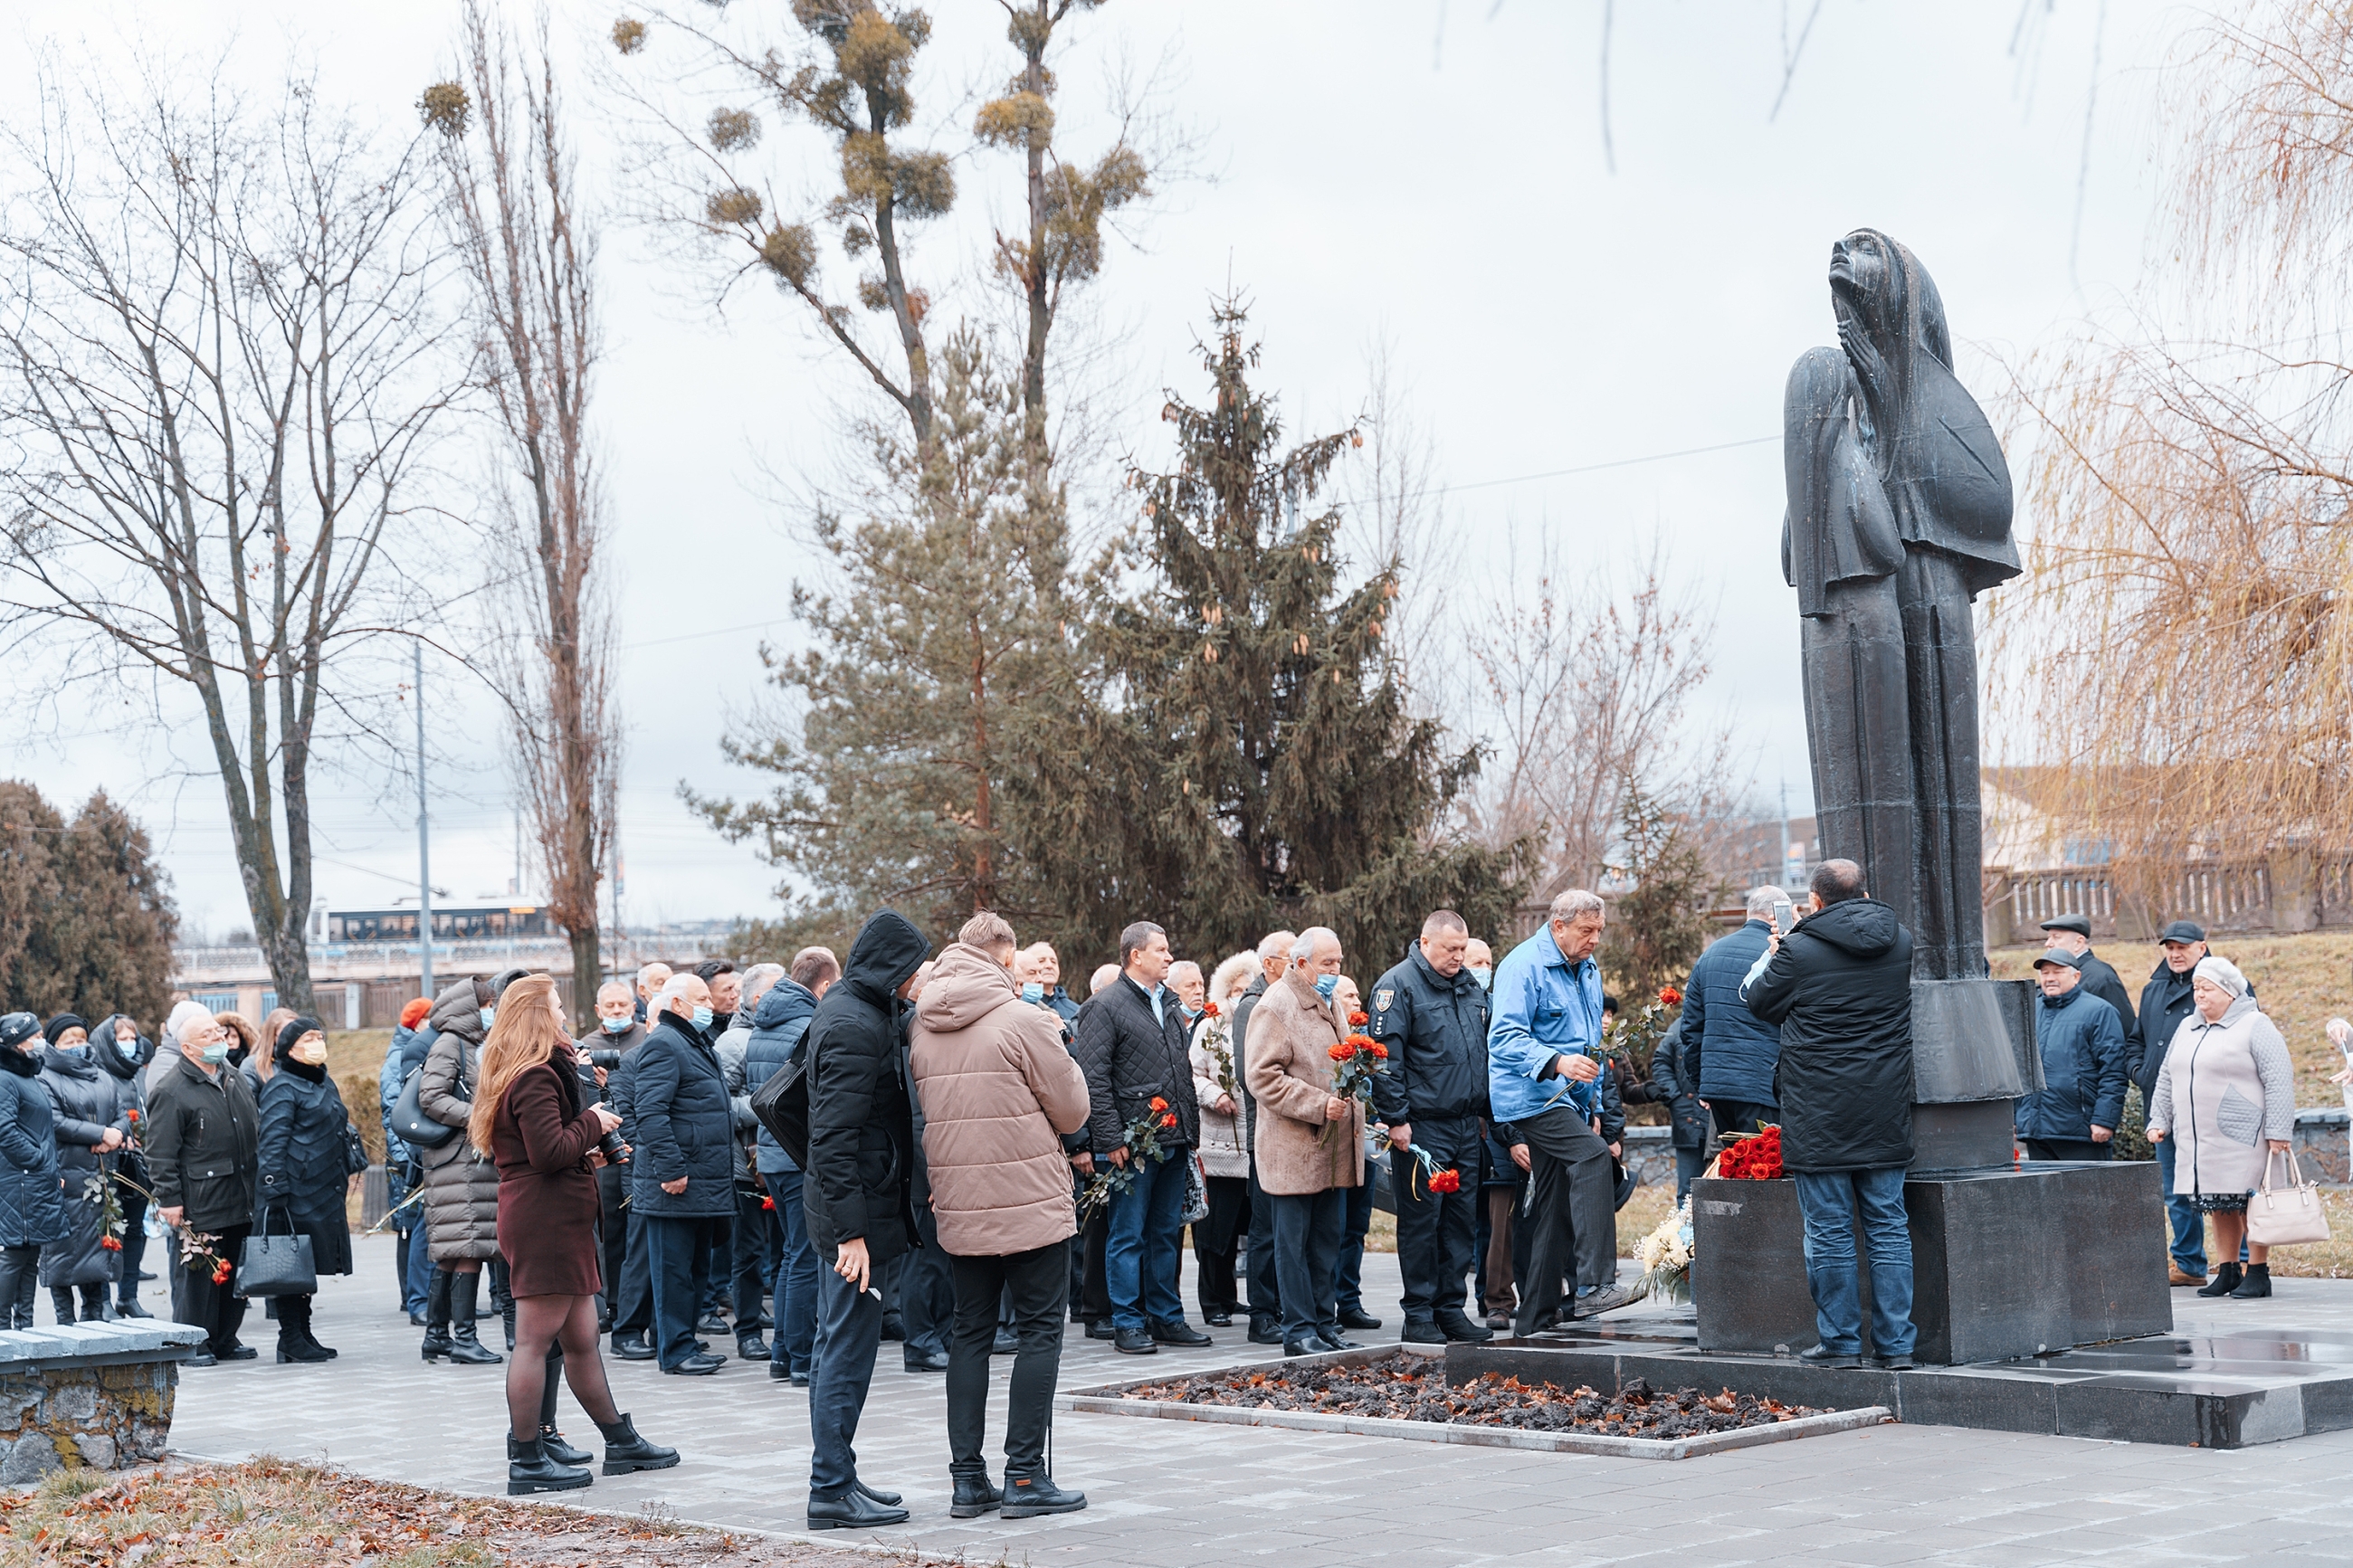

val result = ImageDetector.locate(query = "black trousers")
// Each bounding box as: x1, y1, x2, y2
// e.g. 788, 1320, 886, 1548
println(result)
1070, 1178, 1111, 1323
597, 1163, 628, 1325
2024, 1138, 2112, 1162
948, 1242, 1067, 1478
1192, 1175, 1250, 1316
1394, 1114, 1481, 1323
733, 1183, 778, 1335
115, 1181, 149, 1308
613, 1208, 653, 1339
0, 1242, 37, 1329
1243, 1165, 1281, 1322
898, 1203, 957, 1359
1512, 1107, 1616, 1336
185, 1221, 253, 1354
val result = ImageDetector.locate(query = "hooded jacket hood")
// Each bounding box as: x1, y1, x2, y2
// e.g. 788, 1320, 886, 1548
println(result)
90, 1014, 150, 1080
915, 942, 1020, 1034
843, 909, 929, 1007
1802, 897, 1900, 959
752, 974, 819, 1033
426, 975, 491, 1046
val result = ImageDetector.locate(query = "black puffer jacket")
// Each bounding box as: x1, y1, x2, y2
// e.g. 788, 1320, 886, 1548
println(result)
145, 1050, 262, 1233
0, 1046, 66, 1250
805, 910, 929, 1266
257, 1060, 357, 1275
1741, 897, 1915, 1172
629, 1012, 736, 1220
90, 1016, 152, 1183
1648, 1019, 1710, 1153
38, 1044, 133, 1288
1075, 974, 1199, 1156
1367, 943, 1492, 1124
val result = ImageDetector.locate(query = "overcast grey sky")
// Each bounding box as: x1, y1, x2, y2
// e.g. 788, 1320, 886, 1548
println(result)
0, 0, 2179, 940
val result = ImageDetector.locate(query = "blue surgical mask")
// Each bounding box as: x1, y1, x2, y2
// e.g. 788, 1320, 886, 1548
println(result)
1469, 965, 1492, 991
1021, 982, 1045, 1005
479, 1007, 497, 1031
199, 1042, 232, 1065
691, 1005, 714, 1031
118, 1037, 140, 1060
55, 1041, 84, 1056
1314, 974, 1338, 1002
601, 1015, 632, 1034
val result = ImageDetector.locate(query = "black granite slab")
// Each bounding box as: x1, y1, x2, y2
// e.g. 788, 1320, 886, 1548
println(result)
1448, 1316, 2353, 1449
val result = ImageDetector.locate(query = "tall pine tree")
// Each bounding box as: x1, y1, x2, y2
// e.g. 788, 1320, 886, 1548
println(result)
1016, 300, 1532, 964
694, 328, 1075, 946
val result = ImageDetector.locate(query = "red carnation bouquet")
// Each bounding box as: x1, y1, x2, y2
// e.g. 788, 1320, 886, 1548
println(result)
1077, 1099, 1182, 1222
1323, 1031, 1386, 1145
1715, 1125, 1786, 1180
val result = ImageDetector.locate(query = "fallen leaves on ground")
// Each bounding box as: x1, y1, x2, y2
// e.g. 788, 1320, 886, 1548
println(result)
1123, 1353, 1832, 1438
0, 1457, 922, 1567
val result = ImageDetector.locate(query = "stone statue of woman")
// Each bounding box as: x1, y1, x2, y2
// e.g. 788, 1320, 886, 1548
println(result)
1784, 230, 2019, 982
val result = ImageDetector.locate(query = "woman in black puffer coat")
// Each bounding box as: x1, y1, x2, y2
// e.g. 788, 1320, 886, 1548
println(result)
37, 1013, 134, 1323
0, 1013, 67, 1329
256, 1016, 357, 1363
90, 1015, 155, 1317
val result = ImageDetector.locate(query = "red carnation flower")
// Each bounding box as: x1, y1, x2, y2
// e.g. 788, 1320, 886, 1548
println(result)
1160, 1112, 1176, 1129
1348, 1011, 1369, 1027
126, 1110, 139, 1124
760, 1196, 776, 1212
1328, 1042, 1353, 1060
1659, 986, 1682, 1007
1202, 1001, 1220, 1018
211, 1265, 231, 1285
1149, 1096, 1168, 1112
1368, 1043, 1389, 1059
1429, 1169, 1462, 1193
100, 1236, 122, 1252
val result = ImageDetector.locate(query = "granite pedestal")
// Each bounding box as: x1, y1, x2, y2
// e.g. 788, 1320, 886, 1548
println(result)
1691, 1159, 2171, 1364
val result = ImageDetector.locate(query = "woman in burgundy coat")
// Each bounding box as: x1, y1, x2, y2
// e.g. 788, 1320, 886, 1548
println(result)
470, 975, 678, 1495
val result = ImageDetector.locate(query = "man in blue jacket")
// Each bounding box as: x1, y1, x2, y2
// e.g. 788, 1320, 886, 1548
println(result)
1490, 889, 1626, 1334
2017, 949, 2129, 1162
1685, 887, 1789, 1139
743, 946, 838, 1384
1369, 910, 1493, 1345
633, 973, 738, 1376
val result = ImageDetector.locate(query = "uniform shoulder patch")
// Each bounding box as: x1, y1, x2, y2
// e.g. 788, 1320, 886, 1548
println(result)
1375, 988, 1395, 1012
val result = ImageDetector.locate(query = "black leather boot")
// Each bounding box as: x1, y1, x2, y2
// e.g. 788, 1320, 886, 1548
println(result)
1000, 1469, 1088, 1518
538, 1348, 591, 1464
445, 1272, 503, 1365
950, 1471, 1002, 1518
276, 1295, 333, 1364
594, 1412, 680, 1476
507, 1433, 593, 1496
420, 1269, 454, 1361
2230, 1263, 2272, 1298
2197, 1261, 2243, 1298
51, 1288, 76, 1325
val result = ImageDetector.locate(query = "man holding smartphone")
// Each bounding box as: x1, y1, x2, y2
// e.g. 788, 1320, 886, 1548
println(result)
1682, 886, 1793, 1140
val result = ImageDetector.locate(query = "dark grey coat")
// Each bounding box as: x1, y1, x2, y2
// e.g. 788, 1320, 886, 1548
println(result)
38, 1044, 132, 1288
144, 1050, 261, 1234
257, 1063, 356, 1276
0, 1049, 66, 1250
628, 1014, 737, 1220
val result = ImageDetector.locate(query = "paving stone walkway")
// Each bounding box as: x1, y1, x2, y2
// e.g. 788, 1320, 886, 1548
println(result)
164, 1234, 2353, 1566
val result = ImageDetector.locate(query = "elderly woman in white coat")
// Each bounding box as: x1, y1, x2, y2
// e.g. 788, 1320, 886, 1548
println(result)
1187, 954, 1259, 1326
2148, 956, 2295, 1301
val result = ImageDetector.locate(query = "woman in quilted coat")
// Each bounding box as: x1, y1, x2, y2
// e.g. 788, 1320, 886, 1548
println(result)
0, 1013, 67, 1329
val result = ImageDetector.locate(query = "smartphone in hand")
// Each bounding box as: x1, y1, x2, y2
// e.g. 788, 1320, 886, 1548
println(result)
1772, 898, 1794, 934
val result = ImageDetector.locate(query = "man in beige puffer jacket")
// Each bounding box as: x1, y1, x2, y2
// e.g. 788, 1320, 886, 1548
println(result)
910, 912, 1092, 1520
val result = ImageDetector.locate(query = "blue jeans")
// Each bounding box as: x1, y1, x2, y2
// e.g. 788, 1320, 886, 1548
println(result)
2155, 1136, 2207, 1275
647, 1214, 724, 1370
808, 1259, 884, 1498
767, 1171, 818, 1376
1105, 1148, 1188, 1332
402, 1214, 433, 1316
1792, 1166, 1916, 1359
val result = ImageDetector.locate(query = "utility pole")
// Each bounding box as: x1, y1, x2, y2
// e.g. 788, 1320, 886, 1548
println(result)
416, 641, 434, 1002
1778, 778, 1790, 885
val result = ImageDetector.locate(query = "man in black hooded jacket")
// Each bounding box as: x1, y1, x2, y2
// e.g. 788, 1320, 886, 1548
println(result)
802, 909, 929, 1532
1740, 859, 1918, 1372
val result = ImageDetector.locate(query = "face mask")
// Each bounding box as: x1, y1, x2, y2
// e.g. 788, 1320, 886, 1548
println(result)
691, 1005, 714, 1031
118, 1037, 140, 1060
1021, 982, 1045, 1005
601, 1015, 632, 1034
1468, 965, 1492, 990
199, 1042, 232, 1065
291, 1038, 328, 1066
1313, 974, 1338, 1002
479, 1007, 497, 1031
55, 1041, 84, 1055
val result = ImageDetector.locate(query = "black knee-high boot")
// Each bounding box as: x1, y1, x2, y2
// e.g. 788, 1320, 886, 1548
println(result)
446, 1271, 503, 1365
422, 1269, 454, 1361
538, 1346, 590, 1464
51, 1287, 77, 1325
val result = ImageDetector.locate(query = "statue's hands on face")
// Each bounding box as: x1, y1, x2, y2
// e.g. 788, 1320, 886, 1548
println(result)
1836, 312, 1890, 404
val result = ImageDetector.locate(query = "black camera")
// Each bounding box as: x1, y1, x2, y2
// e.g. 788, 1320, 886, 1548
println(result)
597, 1126, 630, 1165
584, 1048, 626, 1071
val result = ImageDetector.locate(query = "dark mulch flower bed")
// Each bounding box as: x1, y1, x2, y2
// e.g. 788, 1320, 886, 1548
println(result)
1117, 1352, 1830, 1440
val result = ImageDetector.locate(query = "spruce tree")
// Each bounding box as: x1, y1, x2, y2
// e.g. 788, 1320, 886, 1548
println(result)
1015, 299, 1531, 964
694, 328, 1074, 944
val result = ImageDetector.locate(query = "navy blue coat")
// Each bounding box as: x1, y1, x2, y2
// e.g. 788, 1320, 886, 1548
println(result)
744, 978, 820, 1176
0, 1050, 66, 1249
1367, 944, 1492, 1124
256, 1062, 356, 1275
628, 1013, 737, 1219
2018, 984, 2129, 1144
1683, 919, 1785, 1107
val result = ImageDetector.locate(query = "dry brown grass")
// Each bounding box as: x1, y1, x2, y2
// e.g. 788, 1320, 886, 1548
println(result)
0, 1457, 916, 1567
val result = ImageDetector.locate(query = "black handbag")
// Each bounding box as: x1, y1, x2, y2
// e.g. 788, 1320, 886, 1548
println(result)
389, 1044, 471, 1149
236, 1205, 318, 1297
343, 1124, 370, 1175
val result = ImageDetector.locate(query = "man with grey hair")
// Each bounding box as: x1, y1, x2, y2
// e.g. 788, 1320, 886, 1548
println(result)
1167, 961, 1206, 1030
1489, 889, 1628, 1332
1233, 928, 1296, 1344
718, 963, 787, 1359
1019, 943, 1082, 1028
1686, 886, 1792, 1141
1074, 920, 1205, 1355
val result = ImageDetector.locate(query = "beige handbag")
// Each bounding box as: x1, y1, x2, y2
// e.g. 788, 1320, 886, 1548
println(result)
2249, 1148, 2332, 1248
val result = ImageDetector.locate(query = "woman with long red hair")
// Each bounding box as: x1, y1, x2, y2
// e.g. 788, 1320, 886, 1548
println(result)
470, 974, 677, 1494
